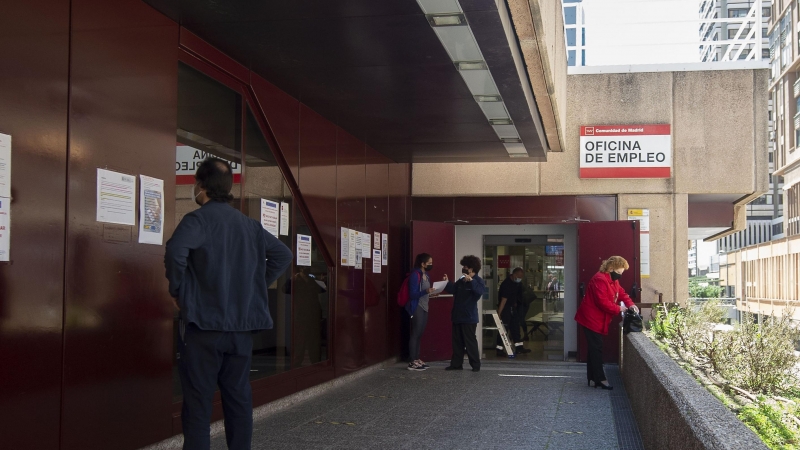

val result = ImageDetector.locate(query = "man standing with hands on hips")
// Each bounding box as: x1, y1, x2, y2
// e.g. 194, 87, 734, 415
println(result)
443, 255, 485, 372
165, 158, 293, 450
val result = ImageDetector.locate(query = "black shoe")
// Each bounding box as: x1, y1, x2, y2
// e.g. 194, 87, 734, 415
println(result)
471, 367, 480, 372
445, 366, 463, 371
595, 382, 613, 390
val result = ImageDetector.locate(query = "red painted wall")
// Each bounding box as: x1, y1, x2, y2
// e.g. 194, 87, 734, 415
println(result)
0, 1, 70, 449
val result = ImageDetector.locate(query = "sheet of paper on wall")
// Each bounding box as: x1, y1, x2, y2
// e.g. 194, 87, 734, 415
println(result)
279, 202, 290, 236
96, 168, 136, 225
372, 249, 381, 273
340, 227, 350, 266
374, 231, 381, 250
0, 133, 11, 198
350, 230, 358, 269
627, 209, 651, 278
381, 233, 388, 265
260, 199, 280, 236
361, 231, 371, 258
296, 234, 312, 266
0, 197, 9, 262
353, 231, 364, 270
138, 175, 164, 245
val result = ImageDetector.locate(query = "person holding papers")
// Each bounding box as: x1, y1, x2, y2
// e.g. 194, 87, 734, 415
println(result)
406, 253, 437, 371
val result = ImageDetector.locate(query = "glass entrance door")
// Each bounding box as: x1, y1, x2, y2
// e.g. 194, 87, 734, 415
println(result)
482, 236, 565, 361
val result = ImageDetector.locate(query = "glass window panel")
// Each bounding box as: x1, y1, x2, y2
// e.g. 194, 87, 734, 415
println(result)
564, 7, 576, 25
568, 50, 576, 66
566, 28, 576, 47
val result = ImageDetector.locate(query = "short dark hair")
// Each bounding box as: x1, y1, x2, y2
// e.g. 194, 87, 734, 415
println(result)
460, 255, 481, 274
414, 253, 432, 269
195, 157, 234, 202
512, 267, 524, 275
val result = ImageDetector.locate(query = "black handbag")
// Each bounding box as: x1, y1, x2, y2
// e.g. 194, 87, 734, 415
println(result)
623, 309, 643, 334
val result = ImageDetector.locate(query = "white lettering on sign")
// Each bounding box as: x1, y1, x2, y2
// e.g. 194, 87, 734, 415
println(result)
176, 145, 242, 185
579, 125, 671, 179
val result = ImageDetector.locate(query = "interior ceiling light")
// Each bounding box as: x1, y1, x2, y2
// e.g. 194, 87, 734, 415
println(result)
456, 61, 487, 70
475, 95, 502, 102
490, 118, 513, 125
502, 138, 522, 144
508, 153, 528, 158
427, 13, 467, 27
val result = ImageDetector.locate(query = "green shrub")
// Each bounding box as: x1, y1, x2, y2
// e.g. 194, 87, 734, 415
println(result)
739, 402, 798, 449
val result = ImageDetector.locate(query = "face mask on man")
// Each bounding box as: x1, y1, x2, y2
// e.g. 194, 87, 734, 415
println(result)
194, 184, 204, 206
610, 271, 622, 281
513, 277, 522, 283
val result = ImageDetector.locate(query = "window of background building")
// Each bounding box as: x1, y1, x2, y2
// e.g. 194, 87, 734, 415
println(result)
763, 7, 771, 17
172, 63, 332, 400
729, 8, 748, 18
566, 28, 576, 46
564, 6, 576, 25
568, 50, 576, 66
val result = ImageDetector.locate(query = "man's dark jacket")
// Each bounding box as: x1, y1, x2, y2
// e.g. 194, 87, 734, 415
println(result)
165, 201, 293, 331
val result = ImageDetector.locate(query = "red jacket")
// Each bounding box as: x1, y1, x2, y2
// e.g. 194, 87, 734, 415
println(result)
575, 272, 634, 335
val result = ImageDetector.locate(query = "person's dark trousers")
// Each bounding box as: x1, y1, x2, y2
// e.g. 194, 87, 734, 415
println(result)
178, 323, 254, 450
519, 302, 530, 338
451, 323, 480, 369
583, 326, 606, 384
409, 309, 429, 361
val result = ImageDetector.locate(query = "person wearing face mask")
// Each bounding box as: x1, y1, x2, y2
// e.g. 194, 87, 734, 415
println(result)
574, 256, 639, 390
165, 158, 293, 449
442, 255, 485, 372
495, 267, 530, 356
406, 253, 437, 371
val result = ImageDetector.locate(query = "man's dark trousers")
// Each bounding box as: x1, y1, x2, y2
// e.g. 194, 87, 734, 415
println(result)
451, 323, 480, 370
178, 323, 254, 450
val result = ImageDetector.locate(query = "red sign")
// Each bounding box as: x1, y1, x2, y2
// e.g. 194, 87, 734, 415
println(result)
579, 124, 671, 179
497, 255, 510, 269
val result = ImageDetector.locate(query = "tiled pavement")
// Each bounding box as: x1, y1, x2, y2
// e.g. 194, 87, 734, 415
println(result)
210, 360, 644, 450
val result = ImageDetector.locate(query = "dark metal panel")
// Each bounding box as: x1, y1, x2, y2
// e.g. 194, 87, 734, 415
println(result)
387, 163, 411, 358
299, 105, 338, 260
454, 196, 577, 219
411, 197, 456, 222
334, 129, 366, 375
0, 1, 69, 448
577, 195, 618, 222
364, 147, 389, 365
251, 74, 301, 183
61, 0, 178, 448
688, 201, 735, 227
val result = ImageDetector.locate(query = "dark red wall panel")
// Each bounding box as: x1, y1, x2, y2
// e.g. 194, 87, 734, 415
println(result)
298, 105, 337, 263
387, 164, 411, 358
577, 195, 617, 222
412, 196, 617, 224
453, 196, 576, 219
0, 1, 69, 448
61, 1, 178, 448
364, 147, 390, 365
251, 74, 300, 182
334, 129, 366, 375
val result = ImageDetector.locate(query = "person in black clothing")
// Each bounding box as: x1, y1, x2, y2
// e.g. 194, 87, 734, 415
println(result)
443, 255, 485, 372
165, 158, 293, 450
496, 267, 531, 356
289, 267, 326, 368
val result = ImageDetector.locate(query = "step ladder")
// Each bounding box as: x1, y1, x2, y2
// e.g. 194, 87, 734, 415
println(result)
483, 310, 515, 358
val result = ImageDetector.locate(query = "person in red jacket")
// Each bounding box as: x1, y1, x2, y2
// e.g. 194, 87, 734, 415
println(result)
574, 256, 639, 390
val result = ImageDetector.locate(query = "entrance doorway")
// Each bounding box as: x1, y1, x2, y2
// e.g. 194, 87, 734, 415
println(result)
482, 236, 565, 361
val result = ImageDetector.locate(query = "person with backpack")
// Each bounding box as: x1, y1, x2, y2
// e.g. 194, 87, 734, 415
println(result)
405, 253, 436, 371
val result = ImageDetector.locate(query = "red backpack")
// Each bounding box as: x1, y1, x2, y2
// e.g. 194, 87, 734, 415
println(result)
397, 273, 411, 307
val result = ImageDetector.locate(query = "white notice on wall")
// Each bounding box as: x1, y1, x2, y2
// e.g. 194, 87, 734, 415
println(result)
297, 234, 312, 266
381, 233, 388, 266
97, 169, 136, 225
279, 202, 290, 236
362, 231, 372, 258
374, 231, 381, 250
0, 197, 9, 262
354, 231, 363, 269
347, 230, 361, 267
341, 228, 350, 266
138, 175, 164, 245
372, 249, 381, 273
0, 133, 11, 198
260, 199, 280, 236
627, 209, 650, 278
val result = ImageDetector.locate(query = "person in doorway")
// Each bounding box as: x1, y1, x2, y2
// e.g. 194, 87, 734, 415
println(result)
406, 253, 437, 371
290, 266, 326, 368
443, 255, 485, 372
496, 267, 531, 356
165, 158, 293, 450
574, 256, 639, 390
